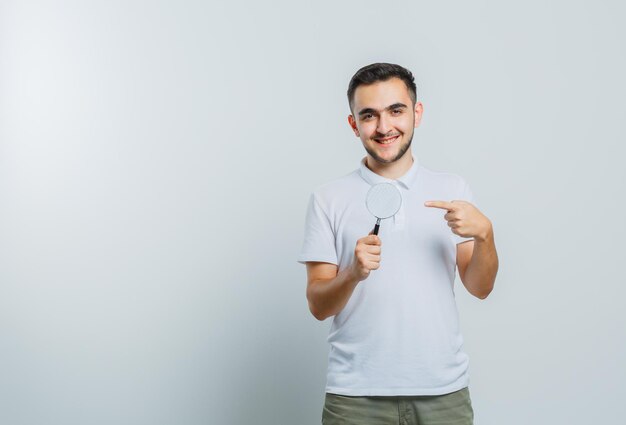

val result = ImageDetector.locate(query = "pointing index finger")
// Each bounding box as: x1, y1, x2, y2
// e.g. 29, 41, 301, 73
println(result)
424, 200, 456, 211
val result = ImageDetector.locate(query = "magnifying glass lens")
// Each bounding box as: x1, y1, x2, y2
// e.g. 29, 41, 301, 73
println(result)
365, 183, 402, 235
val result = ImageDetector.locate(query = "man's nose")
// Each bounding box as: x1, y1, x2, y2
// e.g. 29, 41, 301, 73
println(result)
376, 114, 391, 134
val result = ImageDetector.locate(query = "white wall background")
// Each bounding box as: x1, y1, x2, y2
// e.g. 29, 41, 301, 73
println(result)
1, 1, 624, 424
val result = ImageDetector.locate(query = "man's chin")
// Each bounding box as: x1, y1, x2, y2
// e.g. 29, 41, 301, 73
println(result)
366, 147, 409, 164
370, 155, 397, 164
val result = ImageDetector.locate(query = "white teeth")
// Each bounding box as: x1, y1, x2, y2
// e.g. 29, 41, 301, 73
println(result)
377, 136, 397, 144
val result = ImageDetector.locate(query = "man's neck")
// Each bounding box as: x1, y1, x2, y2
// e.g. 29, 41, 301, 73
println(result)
365, 152, 414, 180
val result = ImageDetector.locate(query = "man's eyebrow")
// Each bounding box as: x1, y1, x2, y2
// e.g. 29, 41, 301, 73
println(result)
358, 103, 408, 116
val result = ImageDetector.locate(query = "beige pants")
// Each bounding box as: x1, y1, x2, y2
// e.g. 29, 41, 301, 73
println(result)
322, 387, 474, 425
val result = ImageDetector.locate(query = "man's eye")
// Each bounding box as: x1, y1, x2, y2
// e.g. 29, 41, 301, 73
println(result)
362, 114, 373, 120
392, 109, 403, 115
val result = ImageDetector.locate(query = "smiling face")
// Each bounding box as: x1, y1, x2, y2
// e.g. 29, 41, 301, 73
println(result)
348, 77, 423, 165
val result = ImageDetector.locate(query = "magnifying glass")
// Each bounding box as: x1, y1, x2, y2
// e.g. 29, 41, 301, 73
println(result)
365, 182, 402, 235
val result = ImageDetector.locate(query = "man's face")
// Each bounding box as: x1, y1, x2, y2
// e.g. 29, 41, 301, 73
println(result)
348, 77, 423, 164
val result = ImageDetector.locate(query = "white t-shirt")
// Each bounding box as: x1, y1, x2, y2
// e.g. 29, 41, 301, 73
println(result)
297, 156, 477, 396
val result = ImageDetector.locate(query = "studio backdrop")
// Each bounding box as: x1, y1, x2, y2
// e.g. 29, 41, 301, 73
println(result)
1, 1, 624, 424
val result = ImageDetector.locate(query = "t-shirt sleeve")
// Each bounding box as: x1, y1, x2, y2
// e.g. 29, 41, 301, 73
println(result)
453, 179, 478, 245
297, 193, 338, 265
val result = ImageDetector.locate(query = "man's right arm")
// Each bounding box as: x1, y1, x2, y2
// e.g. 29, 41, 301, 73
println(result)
305, 262, 360, 321
305, 234, 381, 321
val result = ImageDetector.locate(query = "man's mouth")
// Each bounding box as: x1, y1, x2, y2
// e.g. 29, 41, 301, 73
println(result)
375, 135, 399, 145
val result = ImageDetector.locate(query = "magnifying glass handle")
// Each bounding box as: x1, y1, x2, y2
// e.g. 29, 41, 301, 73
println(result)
373, 217, 381, 236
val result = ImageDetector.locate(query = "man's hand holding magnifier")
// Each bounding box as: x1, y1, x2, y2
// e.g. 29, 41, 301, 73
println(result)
349, 232, 381, 282
351, 182, 403, 282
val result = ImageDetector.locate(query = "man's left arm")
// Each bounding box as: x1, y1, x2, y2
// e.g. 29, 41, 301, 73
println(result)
425, 200, 499, 299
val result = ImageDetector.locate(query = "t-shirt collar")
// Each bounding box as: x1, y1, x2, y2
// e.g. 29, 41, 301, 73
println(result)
358, 156, 419, 190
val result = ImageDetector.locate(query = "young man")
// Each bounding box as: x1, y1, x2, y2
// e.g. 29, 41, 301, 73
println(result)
297, 63, 498, 425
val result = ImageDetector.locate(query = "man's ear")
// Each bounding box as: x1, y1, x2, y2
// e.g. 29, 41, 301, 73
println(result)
413, 102, 424, 128
347, 115, 359, 136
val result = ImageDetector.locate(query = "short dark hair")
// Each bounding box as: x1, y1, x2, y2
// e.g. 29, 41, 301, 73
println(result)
347, 63, 418, 112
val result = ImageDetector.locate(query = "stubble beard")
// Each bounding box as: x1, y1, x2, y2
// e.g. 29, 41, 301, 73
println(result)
364, 130, 414, 165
